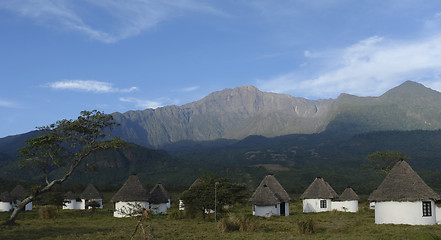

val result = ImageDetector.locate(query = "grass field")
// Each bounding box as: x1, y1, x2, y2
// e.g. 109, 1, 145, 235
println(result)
1, 200, 441, 240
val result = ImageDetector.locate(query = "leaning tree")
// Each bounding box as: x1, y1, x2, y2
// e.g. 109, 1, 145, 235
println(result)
6, 110, 125, 224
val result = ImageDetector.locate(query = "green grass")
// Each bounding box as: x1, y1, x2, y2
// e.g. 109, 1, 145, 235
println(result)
1, 202, 441, 239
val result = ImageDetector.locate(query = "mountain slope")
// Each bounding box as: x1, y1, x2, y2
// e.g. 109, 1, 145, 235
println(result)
112, 81, 441, 147
326, 81, 441, 135
113, 85, 336, 147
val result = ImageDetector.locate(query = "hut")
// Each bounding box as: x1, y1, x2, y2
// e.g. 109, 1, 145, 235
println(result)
300, 177, 339, 213
10, 185, 32, 211
331, 187, 359, 212
369, 160, 441, 225
250, 175, 291, 217
79, 184, 103, 209
0, 192, 15, 212
149, 183, 170, 214
111, 174, 151, 217
63, 191, 82, 210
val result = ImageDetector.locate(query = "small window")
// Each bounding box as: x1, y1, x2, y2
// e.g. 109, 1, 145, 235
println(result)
320, 200, 327, 208
423, 201, 432, 217
275, 204, 277, 208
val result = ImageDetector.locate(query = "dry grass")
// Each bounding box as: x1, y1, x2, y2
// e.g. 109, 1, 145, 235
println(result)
38, 205, 58, 219
1, 202, 441, 239
217, 214, 258, 232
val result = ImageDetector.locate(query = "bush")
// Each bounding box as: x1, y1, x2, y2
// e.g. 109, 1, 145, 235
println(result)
38, 205, 58, 219
168, 209, 185, 220
298, 218, 315, 234
217, 214, 258, 232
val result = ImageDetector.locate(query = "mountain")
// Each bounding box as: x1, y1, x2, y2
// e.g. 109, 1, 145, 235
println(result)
112, 81, 441, 147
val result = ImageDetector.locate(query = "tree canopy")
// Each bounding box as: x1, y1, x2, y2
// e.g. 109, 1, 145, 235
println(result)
6, 110, 124, 224
362, 151, 411, 175
180, 174, 248, 218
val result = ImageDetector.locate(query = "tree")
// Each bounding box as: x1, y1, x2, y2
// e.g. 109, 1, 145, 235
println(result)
6, 110, 125, 224
180, 174, 248, 219
362, 151, 411, 175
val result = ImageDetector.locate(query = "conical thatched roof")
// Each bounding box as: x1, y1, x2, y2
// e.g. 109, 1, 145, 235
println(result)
64, 191, 77, 200
369, 160, 440, 202
250, 175, 291, 205
190, 178, 204, 189
0, 191, 15, 202
111, 175, 151, 202
79, 184, 103, 200
338, 187, 359, 201
10, 185, 27, 200
300, 177, 338, 200
150, 184, 170, 204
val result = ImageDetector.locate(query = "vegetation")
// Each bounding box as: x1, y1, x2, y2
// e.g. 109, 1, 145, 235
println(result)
6, 110, 124, 224
180, 174, 248, 219
2, 199, 441, 239
362, 151, 411, 175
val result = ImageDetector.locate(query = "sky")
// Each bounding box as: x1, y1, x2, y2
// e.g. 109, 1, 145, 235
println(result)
2, 0, 441, 137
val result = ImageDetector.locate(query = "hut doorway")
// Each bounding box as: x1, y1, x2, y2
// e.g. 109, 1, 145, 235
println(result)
280, 202, 285, 216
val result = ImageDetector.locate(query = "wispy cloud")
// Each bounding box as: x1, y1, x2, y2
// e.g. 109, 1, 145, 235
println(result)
0, 0, 223, 43
176, 86, 199, 92
0, 99, 19, 108
257, 33, 441, 98
46, 80, 138, 93
119, 97, 172, 109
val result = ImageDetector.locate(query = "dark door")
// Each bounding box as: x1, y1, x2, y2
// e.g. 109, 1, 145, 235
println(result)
280, 202, 285, 216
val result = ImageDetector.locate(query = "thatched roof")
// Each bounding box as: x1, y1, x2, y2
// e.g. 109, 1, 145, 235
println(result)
10, 185, 27, 200
0, 191, 15, 202
190, 178, 204, 189
369, 160, 441, 202
250, 184, 280, 205
79, 184, 103, 200
300, 177, 338, 200
64, 191, 77, 200
338, 187, 359, 201
250, 175, 291, 205
111, 175, 151, 202
150, 184, 170, 204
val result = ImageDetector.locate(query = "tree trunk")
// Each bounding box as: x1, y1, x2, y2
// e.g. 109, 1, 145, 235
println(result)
6, 195, 34, 225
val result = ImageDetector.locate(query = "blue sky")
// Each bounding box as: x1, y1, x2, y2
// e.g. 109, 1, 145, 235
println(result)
2, 0, 441, 137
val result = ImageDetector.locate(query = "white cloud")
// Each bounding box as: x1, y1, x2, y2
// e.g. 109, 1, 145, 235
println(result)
178, 86, 199, 92
0, 99, 19, 108
0, 0, 223, 43
46, 80, 138, 93
119, 97, 165, 109
257, 34, 441, 98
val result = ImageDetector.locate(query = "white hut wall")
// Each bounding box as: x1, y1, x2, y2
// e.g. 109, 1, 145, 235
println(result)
331, 200, 358, 212
436, 204, 441, 224
84, 199, 103, 209
15, 200, 33, 211
253, 204, 279, 217
24, 202, 32, 211
63, 199, 78, 210
151, 203, 167, 214
302, 199, 331, 213
0, 202, 13, 212
114, 201, 150, 218
375, 200, 436, 225
179, 200, 185, 210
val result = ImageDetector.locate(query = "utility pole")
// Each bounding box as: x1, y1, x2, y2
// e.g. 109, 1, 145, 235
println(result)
215, 182, 219, 222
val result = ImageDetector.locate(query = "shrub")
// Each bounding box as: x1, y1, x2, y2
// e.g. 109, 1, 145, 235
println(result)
298, 218, 315, 234
217, 214, 258, 232
217, 217, 239, 232
38, 205, 58, 219
168, 209, 185, 220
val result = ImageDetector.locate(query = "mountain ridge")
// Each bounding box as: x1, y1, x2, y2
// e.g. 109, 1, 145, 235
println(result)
112, 81, 441, 147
